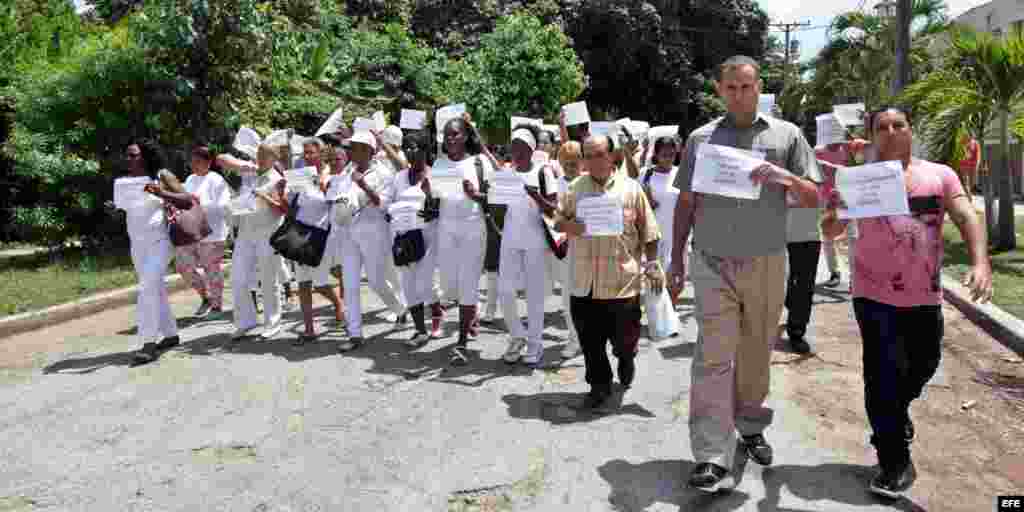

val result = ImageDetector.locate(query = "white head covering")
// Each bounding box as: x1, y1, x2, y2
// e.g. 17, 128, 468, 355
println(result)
348, 131, 377, 151
511, 128, 537, 152
382, 125, 403, 147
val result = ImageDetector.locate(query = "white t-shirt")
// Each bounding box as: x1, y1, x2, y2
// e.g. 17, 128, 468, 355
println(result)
339, 161, 394, 229
437, 155, 491, 225
389, 169, 433, 238
184, 172, 231, 242
124, 194, 167, 244
236, 167, 284, 240
502, 163, 556, 251
288, 187, 331, 230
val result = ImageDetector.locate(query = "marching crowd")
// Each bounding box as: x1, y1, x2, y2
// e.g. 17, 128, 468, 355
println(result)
111, 55, 994, 499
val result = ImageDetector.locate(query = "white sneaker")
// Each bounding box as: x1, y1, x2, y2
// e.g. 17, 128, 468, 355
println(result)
232, 325, 258, 340
261, 321, 282, 339
503, 337, 526, 364
560, 339, 581, 359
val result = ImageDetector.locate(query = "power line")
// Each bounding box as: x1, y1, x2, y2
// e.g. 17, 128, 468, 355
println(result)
770, 21, 812, 94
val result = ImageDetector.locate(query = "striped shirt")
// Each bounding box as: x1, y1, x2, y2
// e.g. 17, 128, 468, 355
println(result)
557, 174, 660, 300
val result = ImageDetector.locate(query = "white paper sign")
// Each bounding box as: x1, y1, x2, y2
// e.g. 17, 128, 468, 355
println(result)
436, 103, 467, 134
692, 143, 766, 200
836, 160, 910, 219
284, 166, 318, 194
626, 120, 650, 139
562, 101, 590, 126
488, 171, 527, 205
353, 117, 376, 133
590, 121, 615, 137
372, 111, 387, 131
316, 107, 346, 136
233, 126, 261, 159
833, 103, 866, 127
816, 114, 847, 147
113, 176, 153, 209
758, 94, 776, 115
577, 195, 625, 237
646, 125, 679, 143
400, 109, 427, 130
429, 163, 472, 198
388, 201, 424, 232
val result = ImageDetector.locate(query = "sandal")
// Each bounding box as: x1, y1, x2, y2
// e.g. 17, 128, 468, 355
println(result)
449, 345, 469, 366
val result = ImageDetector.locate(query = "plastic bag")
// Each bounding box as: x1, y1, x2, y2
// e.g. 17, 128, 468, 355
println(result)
645, 286, 681, 340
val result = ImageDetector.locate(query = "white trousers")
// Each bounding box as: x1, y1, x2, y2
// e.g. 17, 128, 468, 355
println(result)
399, 227, 441, 307
438, 220, 486, 305
231, 237, 282, 329
130, 237, 177, 343
499, 247, 548, 360
544, 251, 578, 342
342, 224, 407, 337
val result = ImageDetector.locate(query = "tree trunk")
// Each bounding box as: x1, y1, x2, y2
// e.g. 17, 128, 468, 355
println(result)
984, 137, 997, 239
997, 108, 1016, 250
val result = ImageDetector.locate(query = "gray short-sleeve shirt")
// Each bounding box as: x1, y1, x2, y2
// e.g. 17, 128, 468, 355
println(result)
674, 112, 821, 257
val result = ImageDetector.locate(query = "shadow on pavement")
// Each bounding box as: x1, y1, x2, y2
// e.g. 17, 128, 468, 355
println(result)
757, 463, 928, 511
501, 387, 656, 425
597, 458, 753, 511
43, 350, 136, 374
658, 342, 696, 360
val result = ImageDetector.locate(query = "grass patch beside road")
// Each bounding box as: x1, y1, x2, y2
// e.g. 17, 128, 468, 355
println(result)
1, 248, 146, 317
943, 215, 1024, 319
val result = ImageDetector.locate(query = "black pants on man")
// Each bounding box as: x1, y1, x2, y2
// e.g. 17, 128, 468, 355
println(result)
785, 241, 822, 339
570, 293, 642, 395
853, 298, 943, 473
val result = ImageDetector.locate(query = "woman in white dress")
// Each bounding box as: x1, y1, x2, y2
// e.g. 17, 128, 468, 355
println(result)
641, 135, 684, 304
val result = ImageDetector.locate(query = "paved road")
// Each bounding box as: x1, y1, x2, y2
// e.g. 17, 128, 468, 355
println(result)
0, 257, 998, 511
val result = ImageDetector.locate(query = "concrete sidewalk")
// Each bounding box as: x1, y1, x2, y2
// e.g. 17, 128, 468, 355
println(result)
0, 258, 985, 511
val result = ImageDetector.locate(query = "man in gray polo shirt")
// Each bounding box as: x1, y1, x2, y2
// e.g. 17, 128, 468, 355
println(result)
668, 55, 822, 491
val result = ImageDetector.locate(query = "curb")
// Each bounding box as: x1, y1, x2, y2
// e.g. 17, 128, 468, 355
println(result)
0, 262, 233, 341
941, 274, 1024, 355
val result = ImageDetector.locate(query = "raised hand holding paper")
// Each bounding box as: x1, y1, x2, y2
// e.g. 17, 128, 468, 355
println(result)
562, 101, 590, 126
691, 143, 766, 200
576, 195, 624, 236
836, 160, 910, 219
400, 109, 427, 130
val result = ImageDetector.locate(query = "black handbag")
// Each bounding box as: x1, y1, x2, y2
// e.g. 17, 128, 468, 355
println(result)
538, 166, 568, 260
269, 192, 331, 267
391, 172, 429, 267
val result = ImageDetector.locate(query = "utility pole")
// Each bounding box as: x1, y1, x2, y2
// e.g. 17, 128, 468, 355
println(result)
771, 21, 811, 91
892, 0, 912, 95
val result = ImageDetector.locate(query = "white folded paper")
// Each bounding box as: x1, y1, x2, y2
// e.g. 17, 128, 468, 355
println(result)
400, 109, 427, 130
833, 103, 866, 127
562, 101, 590, 126
113, 176, 153, 209
429, 163, 473, 199
233, 126, 261, 159
315, 107, 346, 136
284, 166, 318, 194
353, 117, 376, 133
576, 195, 624, 237
646, 125, 679, 143
691, 143, 766, 200
816, 114, 847, 147
758, 94, 776, 115
372, 111, 387, 131
836, 160, 910, 219
487, 171, 527, 205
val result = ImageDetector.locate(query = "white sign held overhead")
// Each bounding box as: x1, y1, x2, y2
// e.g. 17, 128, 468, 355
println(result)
436, 103, 467, 134
833, 103, 866, 127
646, 125, 679, 143
589, 121, 615, 137
399, 109, 427, 130
562, 101, 590, 126
233, 126, 261, 159
315, 107, 346, 137
353, 117, 376, 133
816, 114, 847, 147
371, 111, 387, 131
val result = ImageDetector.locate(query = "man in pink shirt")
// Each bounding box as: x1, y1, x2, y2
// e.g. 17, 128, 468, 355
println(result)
823, 106, 992, 499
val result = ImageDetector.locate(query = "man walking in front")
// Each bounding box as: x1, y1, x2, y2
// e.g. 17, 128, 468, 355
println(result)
668, 55, 822, 491
555, 135, 663, 409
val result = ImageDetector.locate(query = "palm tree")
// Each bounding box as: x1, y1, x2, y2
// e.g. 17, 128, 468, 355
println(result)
901, 26, 1024, 249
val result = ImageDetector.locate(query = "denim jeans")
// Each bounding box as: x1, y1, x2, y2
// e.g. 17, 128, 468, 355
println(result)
853, 297, 943, 472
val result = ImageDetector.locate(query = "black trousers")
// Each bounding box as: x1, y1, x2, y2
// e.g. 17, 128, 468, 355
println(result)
853, 298, 943, 472
785, 241, 822, 339
570, 293, 642, 393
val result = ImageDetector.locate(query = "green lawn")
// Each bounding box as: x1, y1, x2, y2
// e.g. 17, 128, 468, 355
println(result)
0, 248, 144, 317
943, 215, 1024, 319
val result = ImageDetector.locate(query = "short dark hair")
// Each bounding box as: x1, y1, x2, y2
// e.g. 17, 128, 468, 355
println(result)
441, 117, 483, 156
191, 145, 212, 161
653, 135, 680, 155
129, 140, 165, 178
867, 105, 913, 134
717, 55, 761, 80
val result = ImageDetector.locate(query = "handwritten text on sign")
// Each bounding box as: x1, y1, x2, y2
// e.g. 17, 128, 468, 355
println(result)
576, 195, 625, 237
836, 160, 910, 219
692, 143, 766, 200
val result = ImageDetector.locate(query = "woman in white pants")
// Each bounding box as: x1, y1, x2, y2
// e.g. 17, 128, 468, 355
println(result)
642, 135, 683, 303
499, 126, 559, 368
384, 132, 446, 346
335, 131, 408, 352
216, 145, 286, 340
120, 142, 181, 365
436, 115, 493, 365
554, 141, 583, 358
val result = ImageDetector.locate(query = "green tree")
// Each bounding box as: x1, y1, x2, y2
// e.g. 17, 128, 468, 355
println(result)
903, 26, 1024, 250
441, 13, 584, 139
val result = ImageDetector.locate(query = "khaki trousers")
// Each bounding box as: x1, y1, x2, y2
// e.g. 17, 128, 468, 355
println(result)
689, 249, 786, 468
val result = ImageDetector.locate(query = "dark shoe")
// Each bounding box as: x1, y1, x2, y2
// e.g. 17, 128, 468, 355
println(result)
395, 312, 408, 325
193, 299, 211, 318
131, 342, 160, 365
688, 462, 735, 492
294, 332, 320, 346
740, 434, 774, 466
156, 335, 180, 351
869, 460, 917, 499
205, 308, 226, 321
582, 389, 612, 410
789, 335, 811, 355
409, 303, 427, 335
449, 344, 469, 366
337, 337, 364, 353
466, 305, 479, 340
823, 272, 841, 288
618, 357, 636, 389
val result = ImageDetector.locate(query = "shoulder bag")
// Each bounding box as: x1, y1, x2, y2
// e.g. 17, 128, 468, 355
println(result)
270, 192, 331, 267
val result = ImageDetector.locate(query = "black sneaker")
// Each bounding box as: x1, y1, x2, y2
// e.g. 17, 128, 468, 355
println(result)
789, 335, 811, 355
582, 389, 611, 410
193, 298, 211, 317
740, 434, 774, 466
618, 357, 636, 389
823, 272, 841, 288
688, 462, 735, 492
156, 335, 180, 351
131, 342, 160, 365
869, 461, 917, 499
